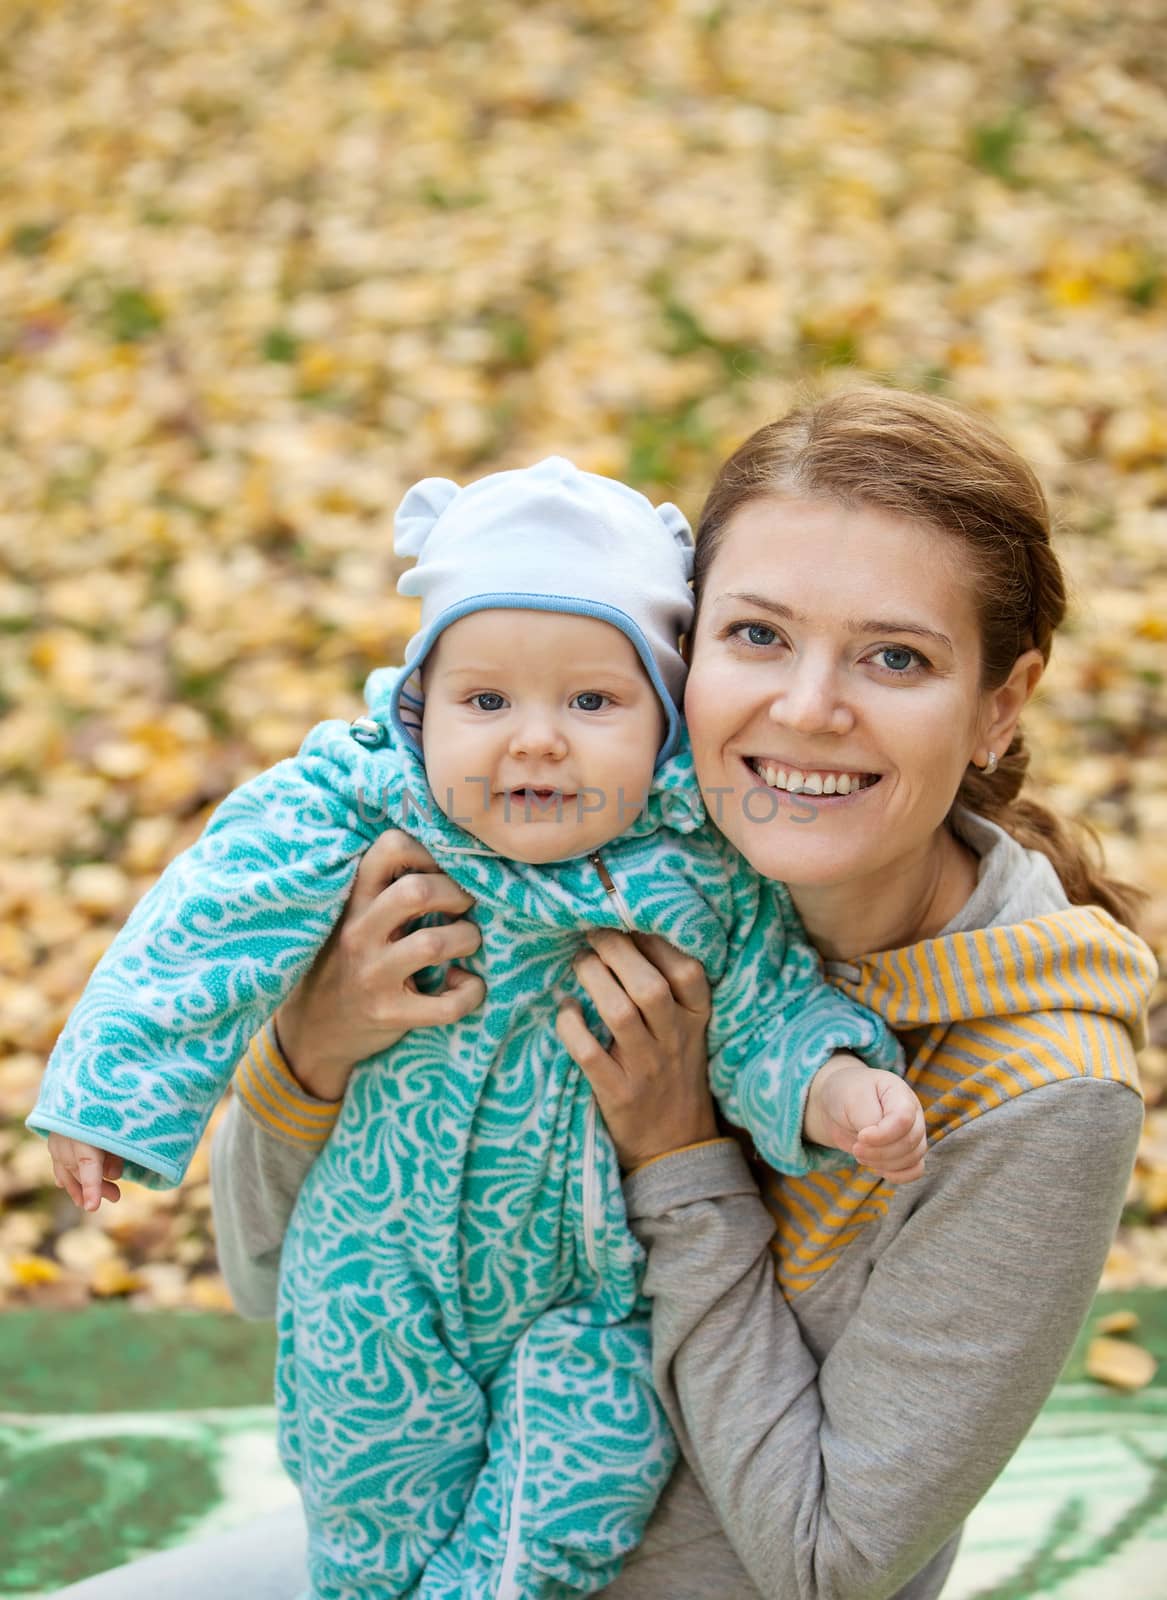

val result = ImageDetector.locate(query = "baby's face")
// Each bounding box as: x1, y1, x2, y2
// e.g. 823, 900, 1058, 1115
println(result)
421, 610, 665, 863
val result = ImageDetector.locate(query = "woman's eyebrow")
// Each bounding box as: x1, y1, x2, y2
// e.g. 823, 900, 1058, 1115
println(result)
719, 592, 953, 651
852, 618, 954, 651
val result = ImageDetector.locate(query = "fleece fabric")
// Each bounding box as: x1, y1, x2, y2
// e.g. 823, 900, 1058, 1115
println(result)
211, 807, 1156, 1600
28, 666, 900, 1600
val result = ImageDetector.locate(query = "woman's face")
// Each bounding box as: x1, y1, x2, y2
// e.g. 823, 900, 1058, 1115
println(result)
684, 495, 995, 890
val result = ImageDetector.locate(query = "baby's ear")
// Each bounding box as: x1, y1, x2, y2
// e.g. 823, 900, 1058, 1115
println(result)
394, 477, 461, 558
657, 502, 694, 578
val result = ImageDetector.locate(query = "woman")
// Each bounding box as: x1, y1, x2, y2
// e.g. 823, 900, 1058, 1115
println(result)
57, 389, 1156, 1600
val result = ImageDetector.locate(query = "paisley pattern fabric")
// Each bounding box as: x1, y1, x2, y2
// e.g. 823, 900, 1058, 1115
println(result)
30, 667, 901, 1599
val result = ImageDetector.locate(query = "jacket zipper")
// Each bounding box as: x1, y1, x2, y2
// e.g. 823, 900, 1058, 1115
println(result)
588, 852, 635, 933
581, 1096, 600, 1275
499, 853, 627, 1592
495, 1329, 532, 1599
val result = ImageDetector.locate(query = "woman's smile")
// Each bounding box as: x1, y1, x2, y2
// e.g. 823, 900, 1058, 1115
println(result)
743, 756, 882, 797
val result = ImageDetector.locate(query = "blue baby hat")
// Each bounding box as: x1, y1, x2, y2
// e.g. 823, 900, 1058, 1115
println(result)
388, 456, 695, 763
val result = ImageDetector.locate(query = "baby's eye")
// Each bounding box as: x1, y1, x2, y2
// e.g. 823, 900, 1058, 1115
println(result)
872, 646, 924, 675
572, 691, 611, 712
469, 692, 507, 711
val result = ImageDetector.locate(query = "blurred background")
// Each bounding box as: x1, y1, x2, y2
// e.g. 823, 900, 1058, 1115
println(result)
1, 0, 1165, 1310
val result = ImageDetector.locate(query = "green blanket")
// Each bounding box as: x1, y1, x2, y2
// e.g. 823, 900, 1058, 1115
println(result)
1, 1293, 1164, 1598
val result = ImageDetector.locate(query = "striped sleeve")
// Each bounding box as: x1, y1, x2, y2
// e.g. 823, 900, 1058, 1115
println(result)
232, 1022, 342, 1149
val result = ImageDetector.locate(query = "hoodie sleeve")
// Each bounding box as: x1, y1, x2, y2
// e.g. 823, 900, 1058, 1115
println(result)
27, 720, 397, 1188
210, 1024, 338, 1319
623, 1074, 1143, 1600
706, 872, 904, 1176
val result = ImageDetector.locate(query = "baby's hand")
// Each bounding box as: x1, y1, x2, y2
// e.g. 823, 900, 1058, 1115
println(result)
46, 1133, 124, 1212
804, 1053, 926, 1185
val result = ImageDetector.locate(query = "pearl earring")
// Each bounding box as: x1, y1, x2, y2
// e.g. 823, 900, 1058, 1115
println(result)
982, 751, 998, 777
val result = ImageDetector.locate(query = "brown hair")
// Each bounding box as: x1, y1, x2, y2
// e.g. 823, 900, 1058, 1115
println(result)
694, 386, 1144, 930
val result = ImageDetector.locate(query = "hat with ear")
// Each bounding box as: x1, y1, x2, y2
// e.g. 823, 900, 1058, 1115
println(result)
388, 456, 694, 763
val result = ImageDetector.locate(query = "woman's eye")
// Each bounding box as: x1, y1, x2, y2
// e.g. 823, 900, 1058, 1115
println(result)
732, 622, 778, 647
470, 692, 506, 711
572, 691, 610, 712
873, 646, 922, 674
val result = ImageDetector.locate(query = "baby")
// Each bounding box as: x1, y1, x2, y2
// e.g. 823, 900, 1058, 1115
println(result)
31, 458, 924, 1600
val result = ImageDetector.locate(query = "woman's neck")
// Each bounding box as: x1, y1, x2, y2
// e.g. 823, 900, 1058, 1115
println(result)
789, 823, 981, 963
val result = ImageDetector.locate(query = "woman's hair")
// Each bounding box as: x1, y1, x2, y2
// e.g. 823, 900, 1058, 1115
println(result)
693, 385, 1144, 929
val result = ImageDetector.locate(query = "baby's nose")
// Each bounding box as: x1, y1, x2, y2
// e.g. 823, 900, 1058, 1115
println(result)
508, 714, 568, 759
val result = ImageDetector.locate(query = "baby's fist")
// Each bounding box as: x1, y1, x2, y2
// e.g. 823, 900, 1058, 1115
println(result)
851, 1072, 927, 1185
46, 1133, 124, 1211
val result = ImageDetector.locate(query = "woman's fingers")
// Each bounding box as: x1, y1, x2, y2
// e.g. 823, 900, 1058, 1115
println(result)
556, 985, 719, 1171
388, 913, 482, 977
402, 965, 486, 1028
345, 830, 482, 1006
275, 826, 485, 1098
629, 932, 712, 1017
349, 917, 484, 1031
555, 998, 623, 1096
567, 929, 718, 1169
346, 830, 443, 916
365, 872, 479, 951
582, 930, 682, 1042
572, 948, 655, 1062
556, 996, 606, 1070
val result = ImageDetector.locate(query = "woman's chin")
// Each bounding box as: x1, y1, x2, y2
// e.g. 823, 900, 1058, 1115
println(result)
737, 829, 878, 890
706, 765, 883, 883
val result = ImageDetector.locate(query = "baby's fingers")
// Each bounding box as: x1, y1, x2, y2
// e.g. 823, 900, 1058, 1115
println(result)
854, 1110, 927, 1185
51, 1157, 84, 1209
99, 1152, 124, 1205
76, 1147, 108, 1212
47, 1134, 87, 1208
866, 1154, 926, 1185
854, 1101, 918, 1147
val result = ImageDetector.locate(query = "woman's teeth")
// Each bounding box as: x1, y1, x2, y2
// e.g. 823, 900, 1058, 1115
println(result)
749, 760, 878, 796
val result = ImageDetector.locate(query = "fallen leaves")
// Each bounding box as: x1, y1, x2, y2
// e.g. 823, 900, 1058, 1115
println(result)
7, 1256, 62, 1289
1085, 1302, 1161, 1395
1, 0, 1165, 1307
1085, 1336, 1157, 1392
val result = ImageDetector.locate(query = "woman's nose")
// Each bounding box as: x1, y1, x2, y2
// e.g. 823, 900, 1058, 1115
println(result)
768, 664, 855, 737
508, 713, 568, 760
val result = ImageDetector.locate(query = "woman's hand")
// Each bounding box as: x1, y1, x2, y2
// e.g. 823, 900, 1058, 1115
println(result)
556, 930, 716, 1172
275, 830, 485, 1102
